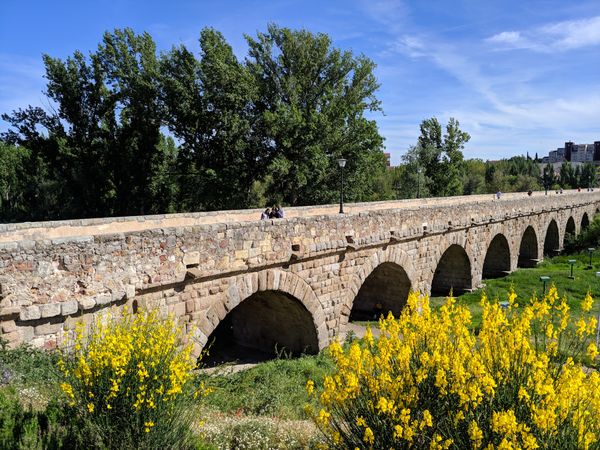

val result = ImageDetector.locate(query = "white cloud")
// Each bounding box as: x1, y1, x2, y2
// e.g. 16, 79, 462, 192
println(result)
487, 15, 600, 52
487, 31, 522, 45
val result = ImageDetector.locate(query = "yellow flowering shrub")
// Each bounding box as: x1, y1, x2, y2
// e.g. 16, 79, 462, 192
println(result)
59, 308, 209, 449
309, 287, 600, 449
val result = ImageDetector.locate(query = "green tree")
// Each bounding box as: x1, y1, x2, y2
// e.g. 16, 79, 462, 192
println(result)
160, 28, 265, 211
0, 142, 30, 221
246, 24, 386, 206
462, 159, 486, 195
542, 163, 556, 191
559, 161, 576, 188
2, 29, 177, 220
580, 162, 597, 189
410, 117, 470, 197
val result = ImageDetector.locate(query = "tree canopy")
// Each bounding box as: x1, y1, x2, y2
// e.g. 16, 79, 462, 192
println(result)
0, 25, 389, 222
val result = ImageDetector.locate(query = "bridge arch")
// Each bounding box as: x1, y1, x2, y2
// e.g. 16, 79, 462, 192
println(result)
482, 234, 511, 279
431, 244, 472, 296
544, 219, 560, 256
197, 269, 327, 363
518, 226, 539, 268
343, 247, 417, 325
581, 212, 590, 231
564, 217, 576, 246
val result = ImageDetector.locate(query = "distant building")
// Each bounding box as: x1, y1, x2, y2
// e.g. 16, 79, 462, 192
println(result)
542, 141, 600, 165
384, 152, 391, 167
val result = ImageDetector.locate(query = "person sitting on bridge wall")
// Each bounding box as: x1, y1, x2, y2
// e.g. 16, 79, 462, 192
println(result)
260, 208, 272, 220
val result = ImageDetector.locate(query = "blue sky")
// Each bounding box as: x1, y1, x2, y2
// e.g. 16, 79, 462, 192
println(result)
1, 0, 600, 163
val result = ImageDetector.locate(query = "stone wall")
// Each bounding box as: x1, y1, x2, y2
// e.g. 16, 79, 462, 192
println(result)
1, 191, 599, 355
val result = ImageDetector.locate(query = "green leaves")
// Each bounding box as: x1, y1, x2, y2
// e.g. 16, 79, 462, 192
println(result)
1, 25, 388, 221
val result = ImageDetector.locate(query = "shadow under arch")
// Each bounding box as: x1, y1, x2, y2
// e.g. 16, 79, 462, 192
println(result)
544, 219, 560, 256
431, 244, 472, 296
518, 226, 539, 268
203, 289, 319, 367
350, 262, 411, 321
581, 212, 590, 231
564, 217, 576, 246
482, 234, 511, 279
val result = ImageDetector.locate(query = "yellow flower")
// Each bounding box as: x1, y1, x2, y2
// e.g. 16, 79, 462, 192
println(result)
87, 403, 94, 413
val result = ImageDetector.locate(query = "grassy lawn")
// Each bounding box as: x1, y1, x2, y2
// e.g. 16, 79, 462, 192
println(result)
431, 251, 600, 329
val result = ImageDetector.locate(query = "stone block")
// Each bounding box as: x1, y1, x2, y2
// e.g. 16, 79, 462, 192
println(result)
20, 305, 41, 321
183, 251, 200, 266
2, 330, 19, 344
125, 284, 136, 299
170, 302, 186, 317
78, 297, 96, 310
35, 321, 63, 336
1, 320, 17, 333
40, 303, 61, 318
0, 306, 20, 317
61, 300, 78, 316
95, 293, 112, 306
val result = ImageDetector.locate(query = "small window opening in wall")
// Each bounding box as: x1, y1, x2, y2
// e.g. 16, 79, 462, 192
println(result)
291, 243, 301, 252
345, 235, 355, 244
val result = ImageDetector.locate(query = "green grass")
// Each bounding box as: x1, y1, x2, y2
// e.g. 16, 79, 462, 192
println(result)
431, 251, 600, 329
199, 352, 334, 421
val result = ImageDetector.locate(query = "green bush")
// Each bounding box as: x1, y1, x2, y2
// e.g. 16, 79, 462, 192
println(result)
0, 386, 76, 450
59, 309, 208, 449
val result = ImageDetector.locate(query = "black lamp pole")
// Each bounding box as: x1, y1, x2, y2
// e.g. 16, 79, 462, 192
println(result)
417, 167, 421, 199
338, 158, 347, 214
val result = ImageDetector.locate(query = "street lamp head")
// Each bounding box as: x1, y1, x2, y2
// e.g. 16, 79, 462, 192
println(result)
337, 158, 347, 168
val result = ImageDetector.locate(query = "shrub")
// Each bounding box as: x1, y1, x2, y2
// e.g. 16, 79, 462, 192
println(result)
59, 308, 209, 449
0, 386, 75, 450
308, 288, 600, 449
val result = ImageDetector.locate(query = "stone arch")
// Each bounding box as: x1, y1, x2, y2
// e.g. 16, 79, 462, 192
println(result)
564, 217, 576, 246
482, 234, 511, 279
196, 269, 327, 362
431, 244, 472, 296
544, 219, 560, 256
343, 247, 417, 326
581, 212, 590, 231
350, 262, 411, 321
518, 226, 539, 268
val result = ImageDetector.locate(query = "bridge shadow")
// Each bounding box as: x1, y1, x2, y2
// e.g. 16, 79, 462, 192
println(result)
200, 290, 318, 367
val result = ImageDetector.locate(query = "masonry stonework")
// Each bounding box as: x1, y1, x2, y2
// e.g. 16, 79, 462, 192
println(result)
1, 191, 599, 357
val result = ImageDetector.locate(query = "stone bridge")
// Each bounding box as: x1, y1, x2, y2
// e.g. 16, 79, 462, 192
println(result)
1, 190, 599, 362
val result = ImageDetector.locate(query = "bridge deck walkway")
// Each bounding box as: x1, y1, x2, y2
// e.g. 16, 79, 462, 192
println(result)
0, 189, 590, 244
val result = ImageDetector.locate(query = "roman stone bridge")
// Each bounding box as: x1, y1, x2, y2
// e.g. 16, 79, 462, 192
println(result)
1, 190, 599, 362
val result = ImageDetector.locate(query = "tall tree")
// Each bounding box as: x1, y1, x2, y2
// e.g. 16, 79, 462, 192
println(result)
2, 29, 176, 220
160, 28, 264, 210
411, 117, 470, 197
245, 24, 386, 206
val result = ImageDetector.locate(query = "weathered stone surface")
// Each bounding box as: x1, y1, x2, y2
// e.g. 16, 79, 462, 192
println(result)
19, 305, 41, 321
78, 298, 96, 310
61, 300, 78, 316
39, 303, 61, 318
35, 322, 63, 336
0, 191, 599, 351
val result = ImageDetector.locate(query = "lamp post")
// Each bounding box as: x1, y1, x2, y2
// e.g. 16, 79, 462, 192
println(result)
540, 276, 550, 295
568, 259, 576, 279
588, 247, 595, 269
417, 167, 422, 199
338, 158, 347, 214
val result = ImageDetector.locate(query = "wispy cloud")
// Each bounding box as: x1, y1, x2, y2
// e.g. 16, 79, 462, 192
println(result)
487, 15, 600, 52
0, 54, 46, 118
